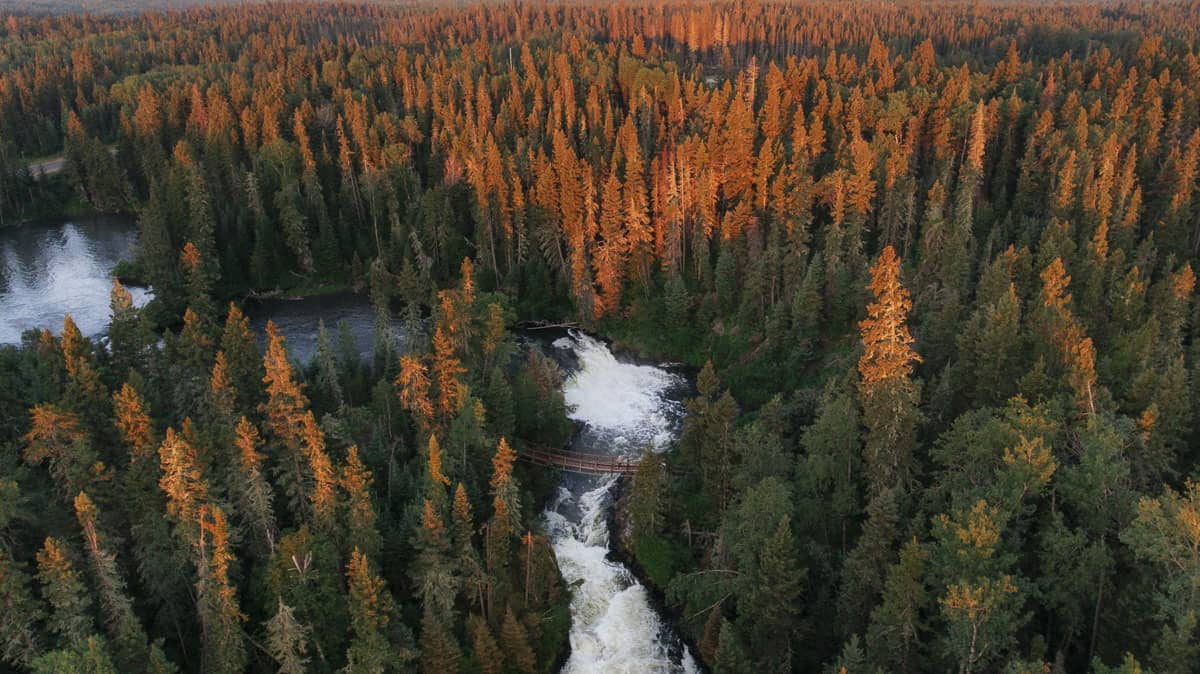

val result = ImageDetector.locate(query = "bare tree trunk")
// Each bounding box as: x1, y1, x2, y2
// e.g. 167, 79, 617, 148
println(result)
524, 534, 532, 607
1089, 568, 1105, 665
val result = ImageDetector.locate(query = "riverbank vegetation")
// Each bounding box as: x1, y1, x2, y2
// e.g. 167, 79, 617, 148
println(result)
2, 0, 1200, 672
0, 139, 88, 226
0, 262, 574, 672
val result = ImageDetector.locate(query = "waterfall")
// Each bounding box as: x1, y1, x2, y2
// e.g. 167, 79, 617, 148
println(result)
543, 331, 697, 674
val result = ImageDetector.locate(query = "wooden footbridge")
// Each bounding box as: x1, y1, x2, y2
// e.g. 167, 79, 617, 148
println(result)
518, 445, 640, 475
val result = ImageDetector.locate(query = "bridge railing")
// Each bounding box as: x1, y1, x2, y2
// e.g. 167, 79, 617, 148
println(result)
518, 444, 640, 475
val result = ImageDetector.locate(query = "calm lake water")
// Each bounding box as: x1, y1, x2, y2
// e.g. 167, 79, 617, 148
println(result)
0, 216, 151, 344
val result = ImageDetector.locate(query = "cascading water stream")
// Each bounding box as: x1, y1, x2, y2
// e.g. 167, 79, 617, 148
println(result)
542, 331, 698, 674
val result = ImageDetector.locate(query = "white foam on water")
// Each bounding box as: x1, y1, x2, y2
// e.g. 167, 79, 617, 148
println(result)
543, 331, 696, 674
559, 331, 682, 453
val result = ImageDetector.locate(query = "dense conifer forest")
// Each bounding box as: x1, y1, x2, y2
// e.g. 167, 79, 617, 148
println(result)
2, 1, 1200, 672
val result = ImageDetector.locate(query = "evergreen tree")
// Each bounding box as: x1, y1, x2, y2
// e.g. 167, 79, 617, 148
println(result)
499, 607, 535, 674
73, 492, 152, 670
469, 615, 503, 674
489, 438, 519, 538
35, 537, 95, 647
345, 549, 396, 673
866, 537, 929, 673
29, 635, 119, 674
680, 362, 739, 518
113, 384, 190, 647
663, 271, 691, 333
220, 303, 263, 411
857, 246, 923, 494
628, 446, 666, 539
740, 514, 806, 671
838, 487, 901, 637
23, 404, 97, 500
315, 320, 345, 409
827, 634, 869, 674
798, 379, 862, 552
180, 242, 216, 325
232, 416, 277, 555
340, 445, 382, 559
106, 280, 154, 381
1121, 480, 1200, 674
0, 548, 42, 667
265, 527, 347, 664
194, 505, 247, 674
265, 598, 311, 674
419, 603, 462, 674
714, 617, 751, 674
452, 483, 487, 615
260, 321, 315, 520
396, 354, 434, 432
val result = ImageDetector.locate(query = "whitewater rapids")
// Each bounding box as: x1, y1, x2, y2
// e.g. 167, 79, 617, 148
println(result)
542, 331, 698, 674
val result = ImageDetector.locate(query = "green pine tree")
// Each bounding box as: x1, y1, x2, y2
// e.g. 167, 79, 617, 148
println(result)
36, 537, 95, 647
0, 548, 43, 667
499, 607, 535, 674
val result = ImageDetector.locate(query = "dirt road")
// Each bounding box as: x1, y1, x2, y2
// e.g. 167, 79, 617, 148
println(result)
26, 156, 67, 176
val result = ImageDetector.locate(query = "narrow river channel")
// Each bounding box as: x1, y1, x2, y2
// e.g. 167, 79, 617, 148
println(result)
541, 331, 698, 674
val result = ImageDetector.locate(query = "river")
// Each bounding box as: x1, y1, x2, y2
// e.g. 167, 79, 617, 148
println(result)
0, 216, 388, 360
0, 216, 151, 344
541, 330, 698, 674
4, 218, 697, 672
247, 292, 399, 364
